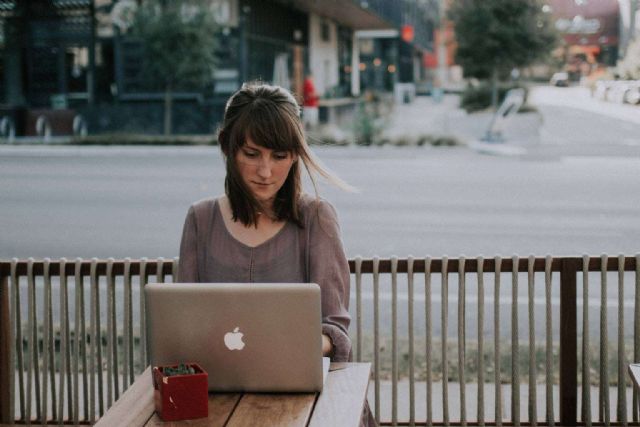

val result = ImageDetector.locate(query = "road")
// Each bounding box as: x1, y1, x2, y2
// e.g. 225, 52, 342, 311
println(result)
2, 146, 638, 259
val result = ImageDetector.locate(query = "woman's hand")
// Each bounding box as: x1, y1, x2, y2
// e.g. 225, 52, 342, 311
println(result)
322, 334, 334, 357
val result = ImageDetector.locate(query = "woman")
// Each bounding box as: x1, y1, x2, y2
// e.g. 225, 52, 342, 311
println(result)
179, 82, 376, 426
177, 82, 352, 361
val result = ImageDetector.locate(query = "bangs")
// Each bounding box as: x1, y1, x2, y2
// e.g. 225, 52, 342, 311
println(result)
229, 99, 302, 153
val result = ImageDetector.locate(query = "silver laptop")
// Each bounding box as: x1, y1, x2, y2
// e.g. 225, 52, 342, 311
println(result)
145, 282, 325, 392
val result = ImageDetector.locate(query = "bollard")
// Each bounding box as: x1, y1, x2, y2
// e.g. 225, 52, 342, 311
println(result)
73, 115, 88, 138
0, 116, 15, 144
36, 115, 52, 143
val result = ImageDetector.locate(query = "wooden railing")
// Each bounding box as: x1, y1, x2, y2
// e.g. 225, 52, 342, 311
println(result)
1, 255, 638, 426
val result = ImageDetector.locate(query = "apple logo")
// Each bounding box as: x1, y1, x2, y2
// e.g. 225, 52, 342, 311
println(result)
224, 327, 245, 350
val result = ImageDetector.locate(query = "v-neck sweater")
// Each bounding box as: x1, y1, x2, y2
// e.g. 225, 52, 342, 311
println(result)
177, 194, 352, 362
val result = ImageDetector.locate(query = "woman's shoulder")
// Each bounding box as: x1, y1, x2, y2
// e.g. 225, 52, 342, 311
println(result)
298, 194, 340, 235
188, 196, 222, 219
298, 194, 337, 217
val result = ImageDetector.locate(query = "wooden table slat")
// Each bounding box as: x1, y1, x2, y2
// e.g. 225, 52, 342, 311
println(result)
95, 367, 155, 427
145, 394, 242, 427
629, 363, 640, 390
308, 363, 371, 427
226, 393, 316, 427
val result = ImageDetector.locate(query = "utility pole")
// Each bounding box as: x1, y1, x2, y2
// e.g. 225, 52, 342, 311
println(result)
239, 3, 250, 84
622, 0, 638, 56
434, 0, 447, 101
631, 0, 638, 42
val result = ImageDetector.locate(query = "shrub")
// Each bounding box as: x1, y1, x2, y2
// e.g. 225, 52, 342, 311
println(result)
353, 101, 384, 146
350, 90, 395, 145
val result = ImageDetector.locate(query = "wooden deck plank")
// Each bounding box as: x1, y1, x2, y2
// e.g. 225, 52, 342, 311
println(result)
308, 362, 371, 427
145, 394, 241, 426
94, 367, 155, 427
226, 393, 316, 427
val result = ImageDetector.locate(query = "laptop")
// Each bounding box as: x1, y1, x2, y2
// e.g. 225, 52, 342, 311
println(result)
145, 282, 327, 392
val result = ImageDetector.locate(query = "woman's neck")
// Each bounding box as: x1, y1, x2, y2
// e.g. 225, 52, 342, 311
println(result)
256, 199, 276, 221
219, 196, 287, 247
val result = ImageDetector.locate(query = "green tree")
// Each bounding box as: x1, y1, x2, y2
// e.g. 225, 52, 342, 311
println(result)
448, 0, 557, 108
132, 0, 218, 135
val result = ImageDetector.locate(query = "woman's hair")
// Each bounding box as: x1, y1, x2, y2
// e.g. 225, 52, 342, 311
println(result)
217, 82, 350, 227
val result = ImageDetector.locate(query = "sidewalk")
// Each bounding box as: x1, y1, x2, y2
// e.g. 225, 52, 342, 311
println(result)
529, 86, 640, 126
382, 94, 542, 147
380, 86, 640, 158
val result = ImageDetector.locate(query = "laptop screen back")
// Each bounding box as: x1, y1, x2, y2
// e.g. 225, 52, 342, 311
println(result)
145, 282, 323, 392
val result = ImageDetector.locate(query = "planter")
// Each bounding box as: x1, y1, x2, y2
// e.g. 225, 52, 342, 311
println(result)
152, 362, 208, 421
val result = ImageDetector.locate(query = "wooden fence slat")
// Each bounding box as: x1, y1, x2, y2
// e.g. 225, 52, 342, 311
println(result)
0, 275, 10, 423
560, 258, 578, 426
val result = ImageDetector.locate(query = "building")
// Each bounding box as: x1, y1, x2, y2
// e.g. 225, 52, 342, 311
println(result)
0, 0, 435, 135
546, 0, 620, 78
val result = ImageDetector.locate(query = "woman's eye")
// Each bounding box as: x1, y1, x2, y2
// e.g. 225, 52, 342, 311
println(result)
274, 152, 289, 160
243, 150, 258, 158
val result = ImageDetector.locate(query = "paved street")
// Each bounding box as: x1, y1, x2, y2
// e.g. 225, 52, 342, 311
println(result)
2, 138, 639, 259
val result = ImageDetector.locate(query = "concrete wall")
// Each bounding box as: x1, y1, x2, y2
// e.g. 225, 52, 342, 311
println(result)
308, 14, 339, 96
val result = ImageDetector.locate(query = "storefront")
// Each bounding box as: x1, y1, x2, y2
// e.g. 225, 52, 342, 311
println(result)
548, 0, 620, 76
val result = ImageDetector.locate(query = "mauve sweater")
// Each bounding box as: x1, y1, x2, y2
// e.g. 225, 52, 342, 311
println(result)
177, 194, 352, 362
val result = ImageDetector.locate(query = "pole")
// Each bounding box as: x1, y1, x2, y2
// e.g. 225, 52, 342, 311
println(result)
432, 0, 447, 102
351, 32, 360, 97
239, 3, 250, 84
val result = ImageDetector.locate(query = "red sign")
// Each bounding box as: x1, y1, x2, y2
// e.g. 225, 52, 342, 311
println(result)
401, 25, 414, 43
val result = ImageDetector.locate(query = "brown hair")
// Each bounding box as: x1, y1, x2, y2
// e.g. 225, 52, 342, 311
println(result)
217, 82, 350, 228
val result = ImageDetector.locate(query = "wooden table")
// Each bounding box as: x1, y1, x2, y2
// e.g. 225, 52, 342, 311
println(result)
630, 363, 640, 391
631, 363, 640, 417
95, 363, 371, 427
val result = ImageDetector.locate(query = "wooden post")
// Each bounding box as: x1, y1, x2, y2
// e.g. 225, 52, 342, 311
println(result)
560, 258, 578, 425
0, 273, 11, 423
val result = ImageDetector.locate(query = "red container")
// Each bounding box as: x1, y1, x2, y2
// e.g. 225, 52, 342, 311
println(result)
152, 362, 208, 421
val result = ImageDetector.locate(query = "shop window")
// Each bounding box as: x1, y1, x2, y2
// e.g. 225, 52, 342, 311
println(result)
66, 46, 88, 94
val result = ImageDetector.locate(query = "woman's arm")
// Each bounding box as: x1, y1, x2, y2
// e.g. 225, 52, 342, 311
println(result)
177, 205, 199, 282
309, 199, 351, 362
322, 333, 334, 357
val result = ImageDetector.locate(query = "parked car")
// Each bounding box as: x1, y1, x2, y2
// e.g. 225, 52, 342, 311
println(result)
550, 72, 569, 87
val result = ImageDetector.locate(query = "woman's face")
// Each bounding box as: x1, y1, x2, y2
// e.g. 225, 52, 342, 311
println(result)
235, 137, 297, 206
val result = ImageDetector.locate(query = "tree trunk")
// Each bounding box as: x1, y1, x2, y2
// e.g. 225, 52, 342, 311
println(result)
490, 68, 499, 111
164, 84, 173, 136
